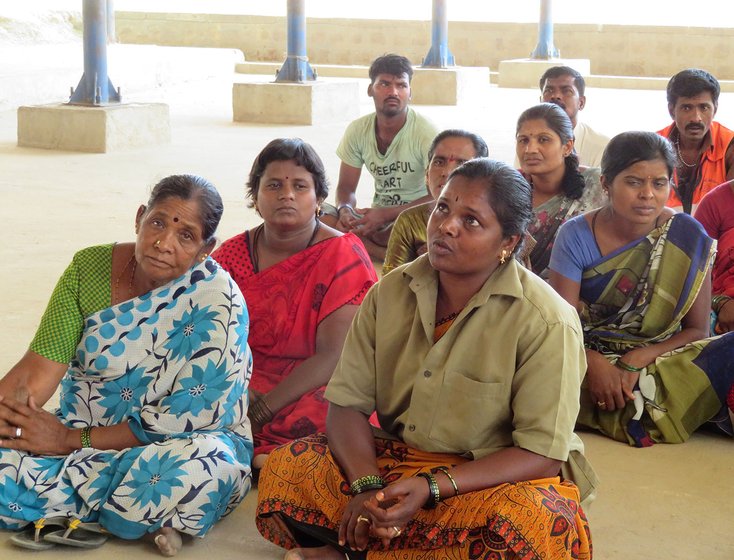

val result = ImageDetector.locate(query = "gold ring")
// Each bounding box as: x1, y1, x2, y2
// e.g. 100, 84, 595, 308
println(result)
356, 515, 370, 525
393, 526, 402, 537
597, 401, 606, 407
15, 427, 21, 438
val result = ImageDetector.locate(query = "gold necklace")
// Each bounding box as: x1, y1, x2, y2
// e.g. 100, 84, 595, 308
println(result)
114, 254, 137, 302
675, 140, 698, 169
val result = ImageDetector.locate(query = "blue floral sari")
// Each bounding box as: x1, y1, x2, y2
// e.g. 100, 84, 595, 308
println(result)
0, 259, 253, 539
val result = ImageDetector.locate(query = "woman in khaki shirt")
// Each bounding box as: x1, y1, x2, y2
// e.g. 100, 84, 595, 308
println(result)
255, 159, 596, 560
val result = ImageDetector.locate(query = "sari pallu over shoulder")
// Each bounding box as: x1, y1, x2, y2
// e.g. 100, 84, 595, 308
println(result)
61, 258, 252, 441
0, 258, 254, 539
575, 214, 734, 446
579, 213, 715, 354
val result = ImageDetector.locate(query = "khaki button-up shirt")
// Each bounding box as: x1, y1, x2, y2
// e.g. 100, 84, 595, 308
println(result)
325, 255, 598, 504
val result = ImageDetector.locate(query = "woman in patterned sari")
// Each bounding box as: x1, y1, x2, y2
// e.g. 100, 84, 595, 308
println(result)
0, 175, 253, 555
516, 103, 605, 279
256, 159, 595, 560
213, 138, 377, 471
549, 131, 734, 446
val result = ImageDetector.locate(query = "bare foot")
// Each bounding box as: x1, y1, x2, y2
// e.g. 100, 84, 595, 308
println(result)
284, 545, 345, 559
151, 527, 183, 557
252, 453, 270, 469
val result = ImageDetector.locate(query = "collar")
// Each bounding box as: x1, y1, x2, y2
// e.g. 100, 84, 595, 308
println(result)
402, 254, 524, 306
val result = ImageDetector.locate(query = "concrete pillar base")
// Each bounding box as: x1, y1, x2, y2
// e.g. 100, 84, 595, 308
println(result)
17, 102, 170, 153
232, 81, 360, 125
411, 66, 490, 106
497, 58, 591, 88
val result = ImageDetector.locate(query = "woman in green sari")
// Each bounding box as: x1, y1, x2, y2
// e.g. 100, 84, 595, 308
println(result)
549, 131, 734, 446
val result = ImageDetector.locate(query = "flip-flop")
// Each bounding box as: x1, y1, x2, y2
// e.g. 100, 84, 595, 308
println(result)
43, 518, 109, 549
9, 517, 68, 550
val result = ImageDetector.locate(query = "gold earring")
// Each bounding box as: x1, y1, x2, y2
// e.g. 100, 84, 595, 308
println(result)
316, 206, 322, 218
200, 253, 208, 262
499, 249, 508, 265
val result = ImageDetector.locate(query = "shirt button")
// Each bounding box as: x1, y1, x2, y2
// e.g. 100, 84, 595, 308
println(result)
423, 370, 432, 378
408, 424, 416, 432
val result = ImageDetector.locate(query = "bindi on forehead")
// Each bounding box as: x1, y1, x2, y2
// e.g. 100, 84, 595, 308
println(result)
173, 217, 179, 222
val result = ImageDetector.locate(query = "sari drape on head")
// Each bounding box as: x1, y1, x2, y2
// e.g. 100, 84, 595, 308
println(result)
212, 232, 377, 456
576, 213, 734, 445
0, 259, 254, 538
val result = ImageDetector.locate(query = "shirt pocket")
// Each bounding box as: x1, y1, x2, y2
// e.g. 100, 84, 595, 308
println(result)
428, 370, 508, 450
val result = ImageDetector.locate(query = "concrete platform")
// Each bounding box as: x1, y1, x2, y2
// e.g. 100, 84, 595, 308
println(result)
498, 58, 591, 88
232, 80, 360, 125
236, 61, 368, 79
17, 102, 170, 153
411, 66, 490, 106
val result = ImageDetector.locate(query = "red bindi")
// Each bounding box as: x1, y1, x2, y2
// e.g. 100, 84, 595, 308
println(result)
173, 217, 179, 222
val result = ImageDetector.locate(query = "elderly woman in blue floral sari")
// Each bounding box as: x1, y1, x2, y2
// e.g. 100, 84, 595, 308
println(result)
0, 175, 253, 556
549, 132, 734, 446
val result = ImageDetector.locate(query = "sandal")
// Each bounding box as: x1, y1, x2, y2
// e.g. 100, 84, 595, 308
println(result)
43, 518, 109, 549
9, 517, 68, 550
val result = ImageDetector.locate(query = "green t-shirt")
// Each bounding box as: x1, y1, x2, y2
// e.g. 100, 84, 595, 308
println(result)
30, 244, 113, 364
336, 108, 438, 208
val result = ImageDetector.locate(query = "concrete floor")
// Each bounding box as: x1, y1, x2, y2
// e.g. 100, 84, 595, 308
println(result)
0, 45, 732, 559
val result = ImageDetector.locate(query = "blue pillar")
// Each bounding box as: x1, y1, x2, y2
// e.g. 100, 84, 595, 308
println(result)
107, 0, 116, 43
421, 0, 455, 68
275, 0, 316, 82
529, 0, 560, 59
69, 0, 120, 105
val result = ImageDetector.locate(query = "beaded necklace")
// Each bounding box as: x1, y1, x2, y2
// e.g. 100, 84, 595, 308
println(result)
114, 254, 137, 302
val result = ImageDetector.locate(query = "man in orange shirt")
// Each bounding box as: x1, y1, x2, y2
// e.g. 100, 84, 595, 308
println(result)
657, 68, 734, 213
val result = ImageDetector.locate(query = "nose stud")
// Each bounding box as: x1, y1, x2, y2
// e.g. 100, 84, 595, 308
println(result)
154, 239, 161, 248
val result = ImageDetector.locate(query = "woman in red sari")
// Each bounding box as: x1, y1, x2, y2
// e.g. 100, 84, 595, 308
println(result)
213, 138, 377, 469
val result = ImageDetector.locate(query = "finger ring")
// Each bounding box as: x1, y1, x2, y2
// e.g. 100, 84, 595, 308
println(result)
597, 401, 606, 407
15, 427, 21, 438
393, 526, 402, 537
356, 515, 370, 525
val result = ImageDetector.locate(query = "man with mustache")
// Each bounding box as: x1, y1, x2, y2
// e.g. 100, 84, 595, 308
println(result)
658, 68, 734, 213
539, 66, 609, 167
324, 54, 438, 261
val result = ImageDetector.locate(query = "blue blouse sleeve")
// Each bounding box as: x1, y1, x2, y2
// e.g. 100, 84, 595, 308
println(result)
549, 214, 600, 283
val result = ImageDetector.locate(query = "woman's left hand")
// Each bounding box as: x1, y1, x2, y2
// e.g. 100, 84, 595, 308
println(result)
0, 395, 72, 455
362, 476, 429, 546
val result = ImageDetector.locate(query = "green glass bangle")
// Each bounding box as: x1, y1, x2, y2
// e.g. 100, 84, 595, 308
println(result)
350, 475, 385, 496
615, 358, 644, 373
417, 472, 440, 509
80, 426, 92, 448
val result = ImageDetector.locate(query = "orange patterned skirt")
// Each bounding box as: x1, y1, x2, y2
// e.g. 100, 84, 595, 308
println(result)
256, 434, 592, 559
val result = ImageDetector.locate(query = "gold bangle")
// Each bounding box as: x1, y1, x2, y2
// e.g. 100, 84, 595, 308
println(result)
80, 426, 92, 448
436, 466, 459, 497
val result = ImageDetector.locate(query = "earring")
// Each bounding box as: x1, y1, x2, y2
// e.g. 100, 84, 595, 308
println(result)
316, 205, 322, 218
154, 239, 161, 248
200, 254, 208, 262
499, 249, 508, 265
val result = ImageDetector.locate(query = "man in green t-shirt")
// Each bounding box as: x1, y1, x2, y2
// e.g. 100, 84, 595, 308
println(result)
325, 54, 438, 260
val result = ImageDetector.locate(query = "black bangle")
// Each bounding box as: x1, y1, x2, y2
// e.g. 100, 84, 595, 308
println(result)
416, 472, 440, 509
350, 475, 385, 496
